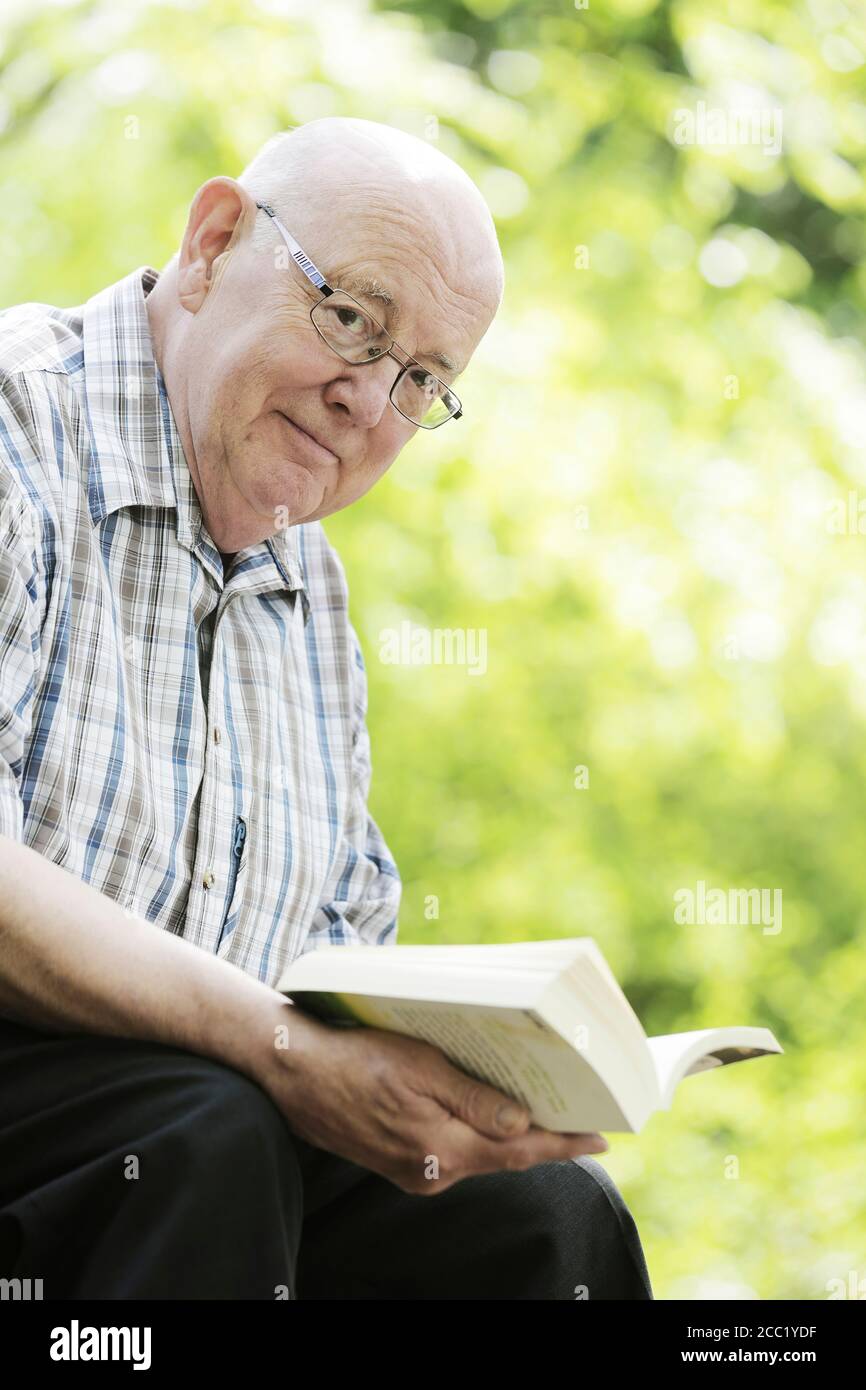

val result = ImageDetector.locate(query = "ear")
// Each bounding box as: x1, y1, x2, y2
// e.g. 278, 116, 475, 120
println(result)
176, 177, 255, 314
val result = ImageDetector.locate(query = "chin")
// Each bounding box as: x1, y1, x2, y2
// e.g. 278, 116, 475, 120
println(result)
255, 463, 327, 529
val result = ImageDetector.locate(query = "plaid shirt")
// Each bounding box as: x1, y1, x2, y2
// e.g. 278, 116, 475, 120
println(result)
0, 266, 400, 986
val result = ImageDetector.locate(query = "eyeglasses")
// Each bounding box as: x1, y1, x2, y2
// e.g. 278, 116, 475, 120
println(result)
255, 201, 463, 430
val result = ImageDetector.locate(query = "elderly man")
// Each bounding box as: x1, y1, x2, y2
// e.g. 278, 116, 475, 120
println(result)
0, 118, 652, 1300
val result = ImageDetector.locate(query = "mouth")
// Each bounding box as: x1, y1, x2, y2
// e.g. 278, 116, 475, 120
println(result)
278, 412, 339, 465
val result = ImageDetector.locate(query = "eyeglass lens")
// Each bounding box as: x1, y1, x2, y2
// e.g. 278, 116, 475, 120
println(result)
311, 293, 458, 427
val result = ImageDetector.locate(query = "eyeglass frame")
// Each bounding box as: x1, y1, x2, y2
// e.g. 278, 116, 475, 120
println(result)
254, 201, 463, 430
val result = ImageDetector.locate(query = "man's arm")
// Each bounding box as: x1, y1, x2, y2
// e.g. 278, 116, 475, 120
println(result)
0, 829, 300, 1078
0, 832, 609, 1199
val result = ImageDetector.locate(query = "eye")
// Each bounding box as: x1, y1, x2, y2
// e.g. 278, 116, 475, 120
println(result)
334, 305, 369, 335
322, 301, 379, 342
408, 368, 440, 399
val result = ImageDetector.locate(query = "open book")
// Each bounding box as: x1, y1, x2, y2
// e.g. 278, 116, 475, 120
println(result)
276, 938, 783, 1133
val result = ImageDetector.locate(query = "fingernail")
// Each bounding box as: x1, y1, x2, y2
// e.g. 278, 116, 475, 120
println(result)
588, 1137, 609, 1152
496, 1103, 523, 1131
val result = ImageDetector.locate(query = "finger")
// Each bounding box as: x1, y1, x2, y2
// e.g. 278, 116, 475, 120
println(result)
467, 1126, 609, 1175
423, 1118, 608, 1188
424, 1057, 532, 1140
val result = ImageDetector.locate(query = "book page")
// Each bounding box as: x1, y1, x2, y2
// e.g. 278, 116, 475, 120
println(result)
648, 1027, 783, 1108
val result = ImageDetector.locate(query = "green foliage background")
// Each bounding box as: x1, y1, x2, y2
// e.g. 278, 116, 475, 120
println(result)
2, 0, 864, 1298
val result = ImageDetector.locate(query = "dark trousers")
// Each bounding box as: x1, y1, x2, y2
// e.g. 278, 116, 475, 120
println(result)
0, 1017, 653, 1300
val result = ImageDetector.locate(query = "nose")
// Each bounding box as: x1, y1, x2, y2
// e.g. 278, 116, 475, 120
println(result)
324, 354, 399, 429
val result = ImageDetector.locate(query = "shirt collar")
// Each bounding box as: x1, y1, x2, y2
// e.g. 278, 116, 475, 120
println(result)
81, 265, 307, 606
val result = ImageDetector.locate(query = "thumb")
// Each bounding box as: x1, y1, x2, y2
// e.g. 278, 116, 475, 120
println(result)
432, 1062, 531, 1139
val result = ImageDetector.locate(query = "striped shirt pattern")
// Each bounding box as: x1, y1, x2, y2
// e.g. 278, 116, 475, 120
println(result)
0, 266, 400, 986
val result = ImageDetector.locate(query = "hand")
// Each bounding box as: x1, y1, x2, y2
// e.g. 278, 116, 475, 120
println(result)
259, 1007, 610, 1196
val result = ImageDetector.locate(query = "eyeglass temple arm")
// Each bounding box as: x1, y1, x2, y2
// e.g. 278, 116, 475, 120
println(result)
255, 201, 333, 297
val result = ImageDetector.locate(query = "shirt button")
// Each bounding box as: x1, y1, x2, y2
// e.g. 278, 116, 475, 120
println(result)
202, 870, 215, 889
213, 727, 221, 745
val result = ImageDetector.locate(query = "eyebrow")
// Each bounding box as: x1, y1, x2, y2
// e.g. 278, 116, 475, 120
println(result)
334, 272, 460, 378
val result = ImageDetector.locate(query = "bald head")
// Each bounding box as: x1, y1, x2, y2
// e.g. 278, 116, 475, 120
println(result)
240, 118, 504, 321
146, 117, 504, 552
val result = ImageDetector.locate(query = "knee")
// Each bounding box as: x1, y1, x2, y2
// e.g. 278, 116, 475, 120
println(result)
556, 1156, 653, 1300
571, 1154, 635, 1226
506, 1157, 652, 1300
